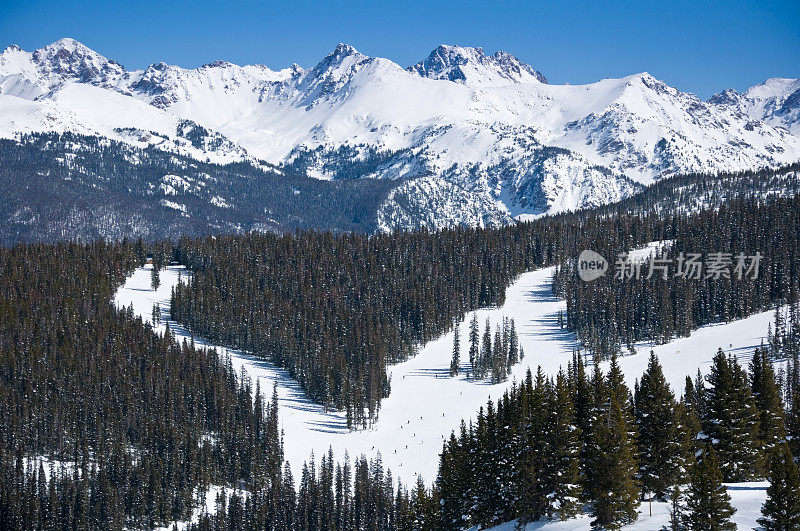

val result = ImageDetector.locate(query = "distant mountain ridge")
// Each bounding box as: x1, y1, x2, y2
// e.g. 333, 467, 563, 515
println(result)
0, 38, 799, 236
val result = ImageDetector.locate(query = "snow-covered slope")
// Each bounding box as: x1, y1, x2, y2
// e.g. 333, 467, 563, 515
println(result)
3, 39, 800, 229
116, 262, 782, 489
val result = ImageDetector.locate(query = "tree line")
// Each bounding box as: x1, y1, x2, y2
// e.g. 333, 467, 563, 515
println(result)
435, 349, 800, 529
0, 239, 285, 528
554, 194, 800, 360
171, 179, 800, 418
170, 228, 556, 426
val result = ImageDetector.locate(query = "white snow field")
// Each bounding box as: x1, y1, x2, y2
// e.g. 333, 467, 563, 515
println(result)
483, 482, 768, 530
114, 263, 779, 492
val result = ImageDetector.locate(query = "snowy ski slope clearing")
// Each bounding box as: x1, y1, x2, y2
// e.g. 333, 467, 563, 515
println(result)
114, 263, 779, 490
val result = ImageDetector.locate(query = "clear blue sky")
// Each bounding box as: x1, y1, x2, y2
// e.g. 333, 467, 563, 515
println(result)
1, 0, 798, 98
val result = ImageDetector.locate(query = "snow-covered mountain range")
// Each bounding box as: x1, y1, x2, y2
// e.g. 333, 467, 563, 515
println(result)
1, 38, 799, 230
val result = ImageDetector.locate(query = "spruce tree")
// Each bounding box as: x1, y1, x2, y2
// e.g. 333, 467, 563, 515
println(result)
480, 319, 492, 380
516, 368, 549, 523
468, 313, 479, 374
681, 376, 703, 455
750, 347, 787, 451
450, 321, 460, 377
585, 364, 639, 529
544, 370, 582, 520
507, 319, 519, 368
635, 351, 689, 500
684, 446, 736, 531
788, 389, 800, 459
758, 443, 800, 531
150, 264, 160, 291
664, 485, 687, 531
702, 349, 762, 480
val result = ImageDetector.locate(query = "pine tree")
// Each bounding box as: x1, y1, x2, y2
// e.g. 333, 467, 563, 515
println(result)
664, 485, 687, 531
544, 370, 582, 520
702, 349, 762, 480
516, 369, 550, 523
468, 313, 479, 374
151, 264, 160, 291
750, 347, 787, 451
585, 364, 639, 529
450, 321, 460, 377
681, 376, 703, 454
480, 319, 492, 380
491, 326, 506, 383
684, 446, 736, 531
635, 351, 689, 500
788, 389, 800, 460
507, 318, 519, 368
758, 443, 800, 531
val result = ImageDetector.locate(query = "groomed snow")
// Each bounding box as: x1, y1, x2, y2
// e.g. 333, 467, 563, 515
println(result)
114, 263, 779, 490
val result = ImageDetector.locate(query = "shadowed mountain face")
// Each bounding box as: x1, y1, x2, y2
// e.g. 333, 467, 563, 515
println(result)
0, 132, 400, 245
0, 39, 799, 239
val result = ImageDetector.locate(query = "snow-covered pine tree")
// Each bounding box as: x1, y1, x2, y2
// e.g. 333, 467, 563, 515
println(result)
758, 443, 800, 531
702, 349, 762, 481
515, 368, 549, 523
543, 370, 582, 520
684, 446, 736, 531
635, 351, 690, 500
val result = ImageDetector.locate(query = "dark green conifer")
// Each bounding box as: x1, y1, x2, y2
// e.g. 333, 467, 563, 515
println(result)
758, 443, 800, 531
544, 370, 582, 520
750, 347, 787, 451
635, 351, 689, 500
702, 349, 762, 480
450, 321, 460, 377
685, 446, 736, 531
585, 364, 640, 529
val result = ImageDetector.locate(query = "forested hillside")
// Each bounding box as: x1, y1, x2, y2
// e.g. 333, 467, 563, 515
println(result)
171, 164, 800, 418
0, 240, 285, 527
0, 132, 399, 244
171, 228, 556, 425
434, 346, 800, 529
554, 193, 800, 358
2, 164, 800, 529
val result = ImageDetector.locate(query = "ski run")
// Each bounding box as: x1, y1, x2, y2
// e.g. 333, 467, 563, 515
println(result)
114, 255, 781, 529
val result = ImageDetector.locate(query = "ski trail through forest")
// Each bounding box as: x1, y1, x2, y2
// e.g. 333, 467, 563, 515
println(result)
115, 263, 777, 485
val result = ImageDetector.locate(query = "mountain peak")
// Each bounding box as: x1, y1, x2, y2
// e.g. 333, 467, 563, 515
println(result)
303, 43, 370, 83
31, 38, 125, 81
332, 43, 359, 56
708, 88, 741, 105
44, 37, 89, 52
408, 44, 546, 87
